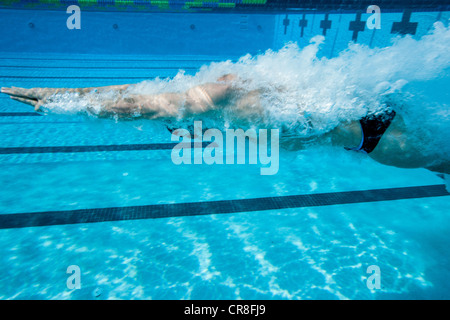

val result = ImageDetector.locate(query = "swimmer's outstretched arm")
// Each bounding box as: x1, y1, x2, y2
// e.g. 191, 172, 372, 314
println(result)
108, 80, 235, 119
1, 84, 131, 111
0, 74, 238, 117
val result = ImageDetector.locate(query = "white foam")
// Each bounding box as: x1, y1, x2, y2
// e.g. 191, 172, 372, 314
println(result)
42, 22, 450, 153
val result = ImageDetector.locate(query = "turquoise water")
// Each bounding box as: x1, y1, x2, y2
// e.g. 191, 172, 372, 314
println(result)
0, 109, 448, 299
0, 9, 449, 300
0, 146, 449, 299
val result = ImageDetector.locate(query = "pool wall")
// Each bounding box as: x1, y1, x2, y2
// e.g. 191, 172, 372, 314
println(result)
0, 5, 449, 57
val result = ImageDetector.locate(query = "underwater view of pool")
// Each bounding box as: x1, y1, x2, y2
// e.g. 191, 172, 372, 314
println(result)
0, 1, 449, 300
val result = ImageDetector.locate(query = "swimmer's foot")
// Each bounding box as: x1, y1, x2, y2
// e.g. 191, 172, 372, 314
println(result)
436, 173, 445, 180
443, 174, 450, 193
434, 173, 450, 193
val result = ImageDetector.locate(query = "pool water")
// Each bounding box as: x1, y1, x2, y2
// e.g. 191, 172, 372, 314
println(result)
0, 6, 449, 299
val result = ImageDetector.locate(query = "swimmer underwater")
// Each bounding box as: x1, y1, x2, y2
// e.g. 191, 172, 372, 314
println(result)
1, 72, 449, 187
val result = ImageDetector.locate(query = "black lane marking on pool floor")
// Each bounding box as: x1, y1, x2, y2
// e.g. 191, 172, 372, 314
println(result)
0, 142, 210, 154
0, 184, 448, 229
0, 112, 42, 117
0, 66, 200, 69
0, 57, 235, 62
0, 76, 157, 80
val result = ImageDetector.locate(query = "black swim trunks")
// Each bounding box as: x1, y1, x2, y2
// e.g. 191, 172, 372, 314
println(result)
345, 109, 396, 154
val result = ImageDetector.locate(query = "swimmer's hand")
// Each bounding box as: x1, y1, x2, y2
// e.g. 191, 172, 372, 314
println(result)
1, 86, 56, 111
1, 84, 131, 112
